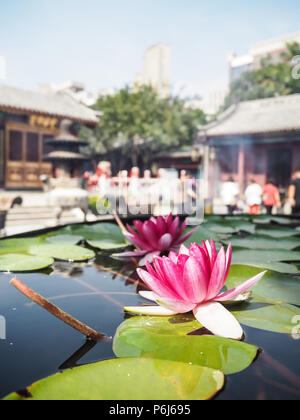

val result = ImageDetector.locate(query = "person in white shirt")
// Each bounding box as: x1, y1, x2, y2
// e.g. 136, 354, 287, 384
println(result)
221, 177, 240, 215
245, 179, 262, 215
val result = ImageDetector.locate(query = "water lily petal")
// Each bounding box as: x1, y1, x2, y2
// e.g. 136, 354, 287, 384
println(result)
156, 216, 167, 236
225, 243, 232, 279
206, 247, 227, 301
173, 226, 199, 246
139, 290, 159, 302
113, 250, 148, 259
183, 256, 208, 303
179, 244, 190, 256
142, 221, 159, 249
168, 251, 179, 264
168, 216, 180, 237
189, 243, 211, 280
157, 297, 197, 313
124, 306, 177, 316
139, 251, 161, 266
123, 232, 152, 251
160, 257, 189, 300
210, 239, 218, 268
166, 213, 174, 229
158, 233, 173, 251
174, 219, 187, 242
137, 267, 179, 300
193, 302, 244, 340
215, 271, 267, 302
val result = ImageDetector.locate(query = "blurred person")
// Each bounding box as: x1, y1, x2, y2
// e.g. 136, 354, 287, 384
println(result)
287, 168, 300, 215
128, 167, 141, 207
220, 177, 239, 215
262, 179, 281, 215
245, 179, 262, 215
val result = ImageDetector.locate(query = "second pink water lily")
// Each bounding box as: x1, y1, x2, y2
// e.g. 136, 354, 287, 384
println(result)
124, 240, 266, 340
115, 215, 198, 266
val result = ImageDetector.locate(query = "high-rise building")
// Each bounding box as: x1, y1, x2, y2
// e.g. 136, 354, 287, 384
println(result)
135, 44, 171, 98
0, 56, 6, 80
228, 30, 300, 83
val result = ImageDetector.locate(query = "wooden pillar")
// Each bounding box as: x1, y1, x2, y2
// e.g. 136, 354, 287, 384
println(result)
238, 143, 245, 194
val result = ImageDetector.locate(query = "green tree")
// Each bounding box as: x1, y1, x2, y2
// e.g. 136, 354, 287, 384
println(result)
223, 43, 300, 110
79, 85, 206, 168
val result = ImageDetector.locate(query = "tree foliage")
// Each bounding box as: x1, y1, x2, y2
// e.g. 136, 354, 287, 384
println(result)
79, 85, 206, 166
223, 43, 300, 110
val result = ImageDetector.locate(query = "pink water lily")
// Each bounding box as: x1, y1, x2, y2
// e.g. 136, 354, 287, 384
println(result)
115, 214, 198, 266
124, 240, 266, 340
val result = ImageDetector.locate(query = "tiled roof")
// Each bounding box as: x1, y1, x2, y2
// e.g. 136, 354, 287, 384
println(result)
0, 84, 98, 125
198, 94, 300, 138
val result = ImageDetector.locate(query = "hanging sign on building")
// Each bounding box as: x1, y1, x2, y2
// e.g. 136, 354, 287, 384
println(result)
29, 115, 58, 129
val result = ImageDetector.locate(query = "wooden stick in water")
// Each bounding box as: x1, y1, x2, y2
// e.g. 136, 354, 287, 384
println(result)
10, 278, 104, 341
114, 212, 127, 233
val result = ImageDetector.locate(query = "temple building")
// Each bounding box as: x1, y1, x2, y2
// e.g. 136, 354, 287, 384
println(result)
0, 85, 98, 190
197, 94, 300, 199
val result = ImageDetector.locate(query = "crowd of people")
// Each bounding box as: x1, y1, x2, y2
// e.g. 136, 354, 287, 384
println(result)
221, 168, 300, 216
82, 161, 300, 217
82, 161, 198, 215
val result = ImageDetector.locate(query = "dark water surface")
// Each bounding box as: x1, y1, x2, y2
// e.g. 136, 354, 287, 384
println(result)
0, 253, 299, 400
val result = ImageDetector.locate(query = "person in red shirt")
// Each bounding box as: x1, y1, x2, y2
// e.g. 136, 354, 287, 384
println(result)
262, 179, 281, 215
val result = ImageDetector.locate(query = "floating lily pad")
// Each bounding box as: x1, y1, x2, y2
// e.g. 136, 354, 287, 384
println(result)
28, 244, 95, 262
252, 215, 300, 225
184, 225, 220, 246
45, 235, 84, 245
0, 238, 43, 255
232, 248, 300, 264
255, 226, 300, 239
225, 220, 256, 234
225, 235, 300, 251
65, 223, 129, 250
226, 265, 300, 306
203, 222, 236, 235
233, 303, 300, 335
4, 358, 224, 401
113, 316, 259, 375
0, 254, 54, 272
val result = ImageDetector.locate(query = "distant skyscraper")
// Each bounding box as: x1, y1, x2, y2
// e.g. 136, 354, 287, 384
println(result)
0, 56, 6, 80
136, 44, 170, 98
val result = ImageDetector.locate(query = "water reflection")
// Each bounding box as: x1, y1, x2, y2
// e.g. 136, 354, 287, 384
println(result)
0, 251, 299, 400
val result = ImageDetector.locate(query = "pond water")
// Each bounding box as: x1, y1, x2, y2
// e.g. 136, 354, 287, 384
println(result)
0, 251, 299, 400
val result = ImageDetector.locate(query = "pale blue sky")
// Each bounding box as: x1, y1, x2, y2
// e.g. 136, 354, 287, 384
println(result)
0, 0, 300, 97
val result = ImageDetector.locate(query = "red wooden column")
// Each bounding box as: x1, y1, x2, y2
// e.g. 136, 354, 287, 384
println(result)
238, 143, 245, 194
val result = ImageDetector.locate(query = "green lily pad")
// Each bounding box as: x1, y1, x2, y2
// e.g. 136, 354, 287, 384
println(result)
65, 223, 129, 250
45, 234, 84, 245
252, 215, 300, 225
255, 226, 300, 239
232, 248, 300, 264
4, 358, 224, 401
203, 222, 236, 235
225, 220, 256, 234
0, 253, 54, 272
227, 265, 300, 306
113, 316, 259, 375
233, 303, 300, 335
28, 244, 95, 262
225, 235, 300, 251
0, 237, 43, 255
184, 225, 219, 247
